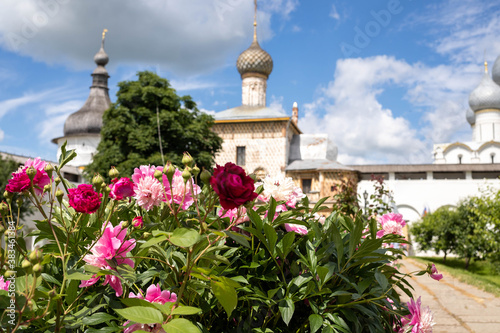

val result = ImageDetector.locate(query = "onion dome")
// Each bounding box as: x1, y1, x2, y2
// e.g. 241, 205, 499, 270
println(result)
492, 55, 500, 86
63, 30, 111, 136
236, 11, 273, 78
466, 108, 475, 125
468, 62, 500, 112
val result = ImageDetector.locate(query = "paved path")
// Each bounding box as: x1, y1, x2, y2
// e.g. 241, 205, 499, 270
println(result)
400, 258, 500, 333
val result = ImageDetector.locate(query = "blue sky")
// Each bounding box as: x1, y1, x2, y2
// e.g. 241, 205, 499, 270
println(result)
0, 0, 499, 164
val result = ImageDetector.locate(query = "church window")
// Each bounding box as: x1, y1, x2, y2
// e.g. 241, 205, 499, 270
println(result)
237, 146, 246, 166
302, 179, 312, 194
458, 154, 462, 164
491, 153, 495, 164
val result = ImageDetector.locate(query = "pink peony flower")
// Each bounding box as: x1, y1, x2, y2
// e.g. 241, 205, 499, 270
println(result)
133, 175, 164, 211
0, 276, 11, 291
313, 213, 326, 224
429, 263, 443, 281
377, 213, 406, 238
132, 165, 163, 184
109, 177, 135, 200
284, 223, 308, 235
68, 184, 102, 214
163, 168, 201, 210
6, 157, 51, 196
124, 284, 176, 332
399, 297, 435, 333
132, 216, 143, 229
218, 207, 249, 225
79, 222, 136, 296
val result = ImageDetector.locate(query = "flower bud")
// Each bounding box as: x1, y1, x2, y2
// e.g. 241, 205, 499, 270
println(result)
55, 189, 64, 204
120, 221, 129, 228
22, 259, 32, 271
29, 248, 43, 263
16, 196, 23, 206
0, 225, 5, 235
43, 184, 52, 193
5, 270, 15, 278
103, 185, 111, 194
54, 176, 61, 186
92, 174, 104, 191
32, 263, 42, 276
3, 191, 13, 199
182, 168, 191, 183
191, 165, 200, 178
164, 163, 175, 184
181, 152, 194, 167
0, 201, 9, 215
48, 289, 57, 298
200, 169, 211, 184
109, 166, 120, 179
26, 166, 37, 181
142, 232, 151, 239
154, 169, 163, 181
132, 216, 143, 229
44, 164, 54, 179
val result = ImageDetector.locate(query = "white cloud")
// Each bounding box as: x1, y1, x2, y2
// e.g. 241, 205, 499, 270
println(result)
38, 100, 83, 141
269, 95, 288, 114
329, 5, 340, 20
0, 129, 4, 142
0, 0, 295, 75
169, 78, 217, 92
299, 56, 479, 164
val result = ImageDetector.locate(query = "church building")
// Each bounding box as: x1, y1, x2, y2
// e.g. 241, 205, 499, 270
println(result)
212, 8, 358, 203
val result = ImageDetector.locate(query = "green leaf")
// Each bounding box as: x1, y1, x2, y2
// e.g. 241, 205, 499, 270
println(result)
58, 141, 77, 169
263, 223, 277, 254
330, 219, 344, 268
172, 306, 202, 315
163, 318, 200, 333
224, 230, 250, 247
247, 207, 264, 230
348, 217, 364, 257
169, 228, 200, 248
309, 314, 323, 333
114, 306, 163, 324
267, 197, 277, 224
277, 231, 295, 258
140, 235, 168, 249
279, 298, 295, 326
312, 197, 329, 214
66, 271, 94, 281
41, 273, 62, 286
211, 279, 237, 317
375, 270, 389, 290
82, 312, 117, 325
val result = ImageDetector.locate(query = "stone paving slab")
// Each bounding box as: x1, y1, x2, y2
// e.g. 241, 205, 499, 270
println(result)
399, 258, 500, 333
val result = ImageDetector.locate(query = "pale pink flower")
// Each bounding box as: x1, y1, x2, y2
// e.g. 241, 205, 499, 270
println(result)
399, 297, 435, 333
132, 165, 163, 184
0, 276, 11, 291
257, 174, 305, 208
284, 223, 308, 235
134, 175, 164, 211
377, 213, 406, 238
429, 263, 443, 281
79, 222, 136, 297
163, 168, 201, 210
313, 213, 326, 224
264, 204, 288, 222
218, 207, 249, 225
124, 284, 176, 332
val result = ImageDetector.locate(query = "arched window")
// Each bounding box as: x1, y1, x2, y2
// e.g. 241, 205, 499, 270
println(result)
458, 154, 462, 164
491, 153, 495, 164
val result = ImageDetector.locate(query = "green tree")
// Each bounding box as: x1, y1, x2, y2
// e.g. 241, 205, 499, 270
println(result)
0, 154, 32, 220
411, 206, 459, 263
85, 71, 223, 181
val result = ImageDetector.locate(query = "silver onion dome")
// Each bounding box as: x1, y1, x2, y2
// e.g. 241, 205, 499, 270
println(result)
62, 31, 111, 137
468, 64, 500, 112
236, 39, 273, 78
466, 108, 476, 125
492, 55, 500, 86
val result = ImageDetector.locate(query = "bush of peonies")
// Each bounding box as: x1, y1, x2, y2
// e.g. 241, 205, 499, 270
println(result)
0, 146, 442, 332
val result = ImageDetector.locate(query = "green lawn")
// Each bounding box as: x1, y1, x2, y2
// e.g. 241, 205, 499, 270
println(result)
412, 256, 500, 297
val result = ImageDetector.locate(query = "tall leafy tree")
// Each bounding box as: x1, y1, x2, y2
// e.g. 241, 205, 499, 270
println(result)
85, 71, 222, 181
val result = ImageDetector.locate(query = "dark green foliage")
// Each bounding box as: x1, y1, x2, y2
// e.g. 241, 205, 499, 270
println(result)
85, 71, 222, 181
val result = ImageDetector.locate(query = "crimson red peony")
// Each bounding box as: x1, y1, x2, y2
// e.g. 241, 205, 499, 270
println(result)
109, 177, 135, 200
68, 184, 102, 214
210, 162, 258, 210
